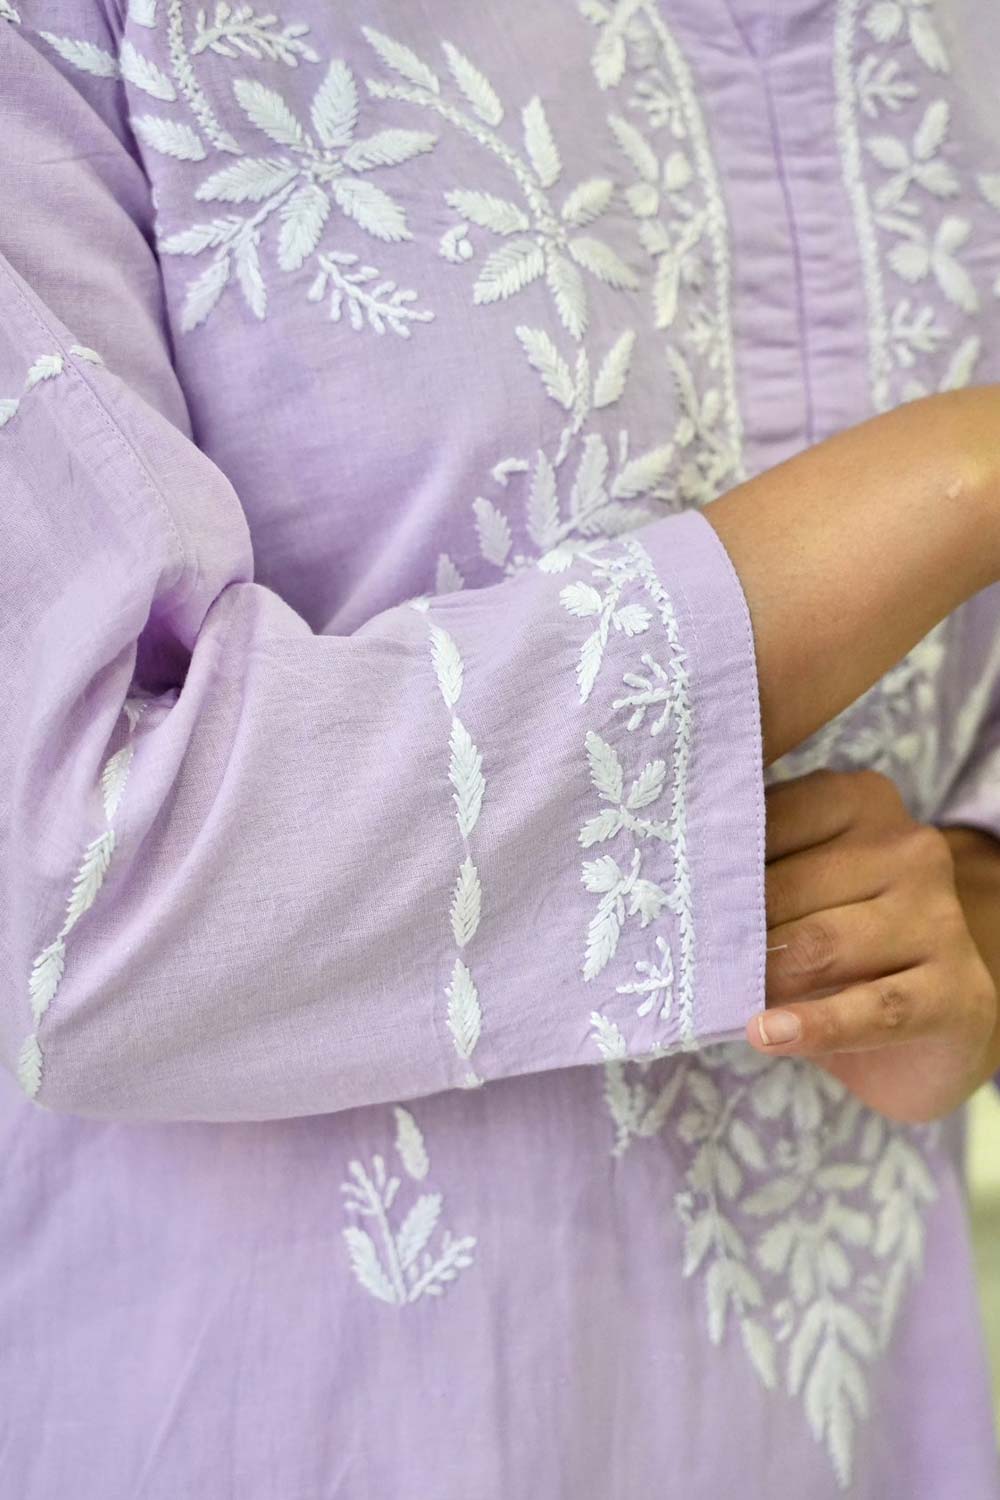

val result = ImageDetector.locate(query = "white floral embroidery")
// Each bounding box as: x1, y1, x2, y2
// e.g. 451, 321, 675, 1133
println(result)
17, 695, 150, 1101
40, 1, 438, 336
805, 0, 997, 812
363, 28, 637, 339
189, 1, 319, 66
409, 598, 487, 1087
604, 1044, 938, 1490
554, 533, 694, 1051
341, 1105, 476, 1305
160, 58, 438, 329
579, 0, 744, 499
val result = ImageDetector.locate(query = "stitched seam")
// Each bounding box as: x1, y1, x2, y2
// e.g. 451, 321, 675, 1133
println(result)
0, 257, 191, 596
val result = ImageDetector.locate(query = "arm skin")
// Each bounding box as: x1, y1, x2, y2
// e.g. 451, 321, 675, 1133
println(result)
703, 385, 1000, 765
945, 827, 1000, 1088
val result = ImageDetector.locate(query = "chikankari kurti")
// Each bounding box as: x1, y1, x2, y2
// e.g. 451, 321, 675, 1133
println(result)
1, 0, 999, 1495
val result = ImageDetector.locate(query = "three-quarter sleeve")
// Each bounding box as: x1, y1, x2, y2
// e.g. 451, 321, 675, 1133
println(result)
1, 18, 766, 1122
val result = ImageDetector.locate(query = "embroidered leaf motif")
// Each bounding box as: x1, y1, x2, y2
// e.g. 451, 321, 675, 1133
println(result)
980, 173, 1000, 211
939, 334, 980, 391
560, 582, 604, 619
343, 128, 436, 172
278, 183, 330, 271
429, 624, 463, 707
393, 1106, 430, 1179
445, 957, 481, 1059
590, 1011, 628, 1060
100, 745, 135, 822
446, 190, 530, 236
16, 1035, 42, 1099
570, 434, 609, 517
473, 240, 545, 303
450, 856, 482, 948
128, 0, 156, 25
583, 892, 623, 981
25, 355, 64, 387
63, 830, 116, 932
435, 554, 465, 593
582, 854, 623, 894
161, 219, 241, 254
181, 254, 231, 331
40, 32, 119, 77
309, 58, 358, 147
909, 9, 948, 73
592, 329, 636, 408
522, 96, 561, 187
0, 399, 20, 428
331, 177, 410, 241
561, 177, 614, 228
441, 41, 503, 125
120, 42, 176, 100
342, 1226, 397, 1304
626, 759, 666, 810
913, 98, 948, 159
448, 718, 485, 837
612, 444, 674, 499
362, 26, 441, 93
233, 78, 305, 148
545, 253, 586, 338
586, 730, 624, 803
396, 1193, 443, 1268
527, 451, 560, 548
133, 116, 207, 161
577, 629, 605, 702
28, 939, 66, 1024
568, 236, 639, 290
608, 112, 658, 181
195, 158, 297, 205
515, 327, 574, 409
472, 497, 512, 567
235, 235, 266, 318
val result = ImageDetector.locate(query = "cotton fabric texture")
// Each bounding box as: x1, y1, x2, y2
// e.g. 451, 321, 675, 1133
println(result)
1, 1, 999, 1496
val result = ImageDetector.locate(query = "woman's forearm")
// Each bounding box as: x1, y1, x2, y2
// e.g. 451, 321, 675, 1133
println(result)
704, 387, 1000, 764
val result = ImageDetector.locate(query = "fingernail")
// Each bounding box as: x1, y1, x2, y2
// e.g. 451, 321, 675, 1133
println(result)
757, 1011, 801, 1046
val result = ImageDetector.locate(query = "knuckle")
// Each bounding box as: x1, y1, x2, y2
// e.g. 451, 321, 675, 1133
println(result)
872, 981, 909, 1032
907, 822, 952, 875
784, 919, 836, 977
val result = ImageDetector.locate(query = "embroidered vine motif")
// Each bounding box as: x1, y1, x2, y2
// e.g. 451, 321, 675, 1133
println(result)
362, 26, 637, 341
578, 0, 744, 501
341, 1105, 477, 1305
544, 533, 695, 1053
409, 598, 487, 1087
435, 324, 688, 593
0, 344, 103, 428
17, 695, 150, 1101
604, 1044, 938, 1490
435, 6, 743, 602
783, 0, 997, 816
36, 7, 437, 336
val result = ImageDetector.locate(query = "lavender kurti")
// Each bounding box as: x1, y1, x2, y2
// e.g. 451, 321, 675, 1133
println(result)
1, 0, 999, 1495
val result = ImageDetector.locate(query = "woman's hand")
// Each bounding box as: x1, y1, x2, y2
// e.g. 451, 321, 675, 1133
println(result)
745, 768, 997, 1122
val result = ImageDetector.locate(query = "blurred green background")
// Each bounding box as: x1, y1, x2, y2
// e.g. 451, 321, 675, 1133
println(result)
969, 1083, 1000, 1433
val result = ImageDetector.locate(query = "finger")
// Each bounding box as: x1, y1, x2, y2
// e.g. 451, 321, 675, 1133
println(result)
765, 770, 858, 862
766, 837, 889, 928
746, 968, 935, 1056
766, 898, 919, 1004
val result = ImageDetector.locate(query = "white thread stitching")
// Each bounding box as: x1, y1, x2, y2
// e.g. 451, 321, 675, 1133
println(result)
409, 598, 486, 1087
17, 697, 149, 1101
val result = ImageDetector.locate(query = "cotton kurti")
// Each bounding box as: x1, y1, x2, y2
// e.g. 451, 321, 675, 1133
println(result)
1, 0, 999, 1494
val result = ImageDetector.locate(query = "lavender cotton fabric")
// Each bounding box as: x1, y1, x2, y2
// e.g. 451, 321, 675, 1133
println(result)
1, 1, 999, 1495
